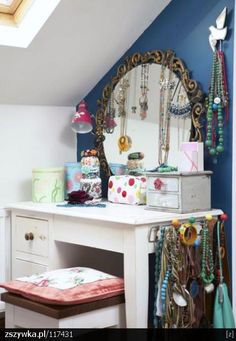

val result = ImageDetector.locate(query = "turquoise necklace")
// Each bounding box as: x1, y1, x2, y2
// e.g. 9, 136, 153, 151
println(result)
205, 51, 226, 157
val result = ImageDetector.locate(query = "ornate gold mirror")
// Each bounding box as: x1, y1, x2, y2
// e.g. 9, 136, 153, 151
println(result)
95, 50, 204, 176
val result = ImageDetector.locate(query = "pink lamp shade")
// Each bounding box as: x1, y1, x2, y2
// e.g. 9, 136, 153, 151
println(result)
71, 100, 93, 133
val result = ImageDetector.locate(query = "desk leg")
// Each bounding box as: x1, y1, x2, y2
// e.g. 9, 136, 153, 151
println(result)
123, 227, 149, 328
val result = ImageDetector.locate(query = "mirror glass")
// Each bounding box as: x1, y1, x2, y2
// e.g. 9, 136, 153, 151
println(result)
103, 64, 191, 170
95, 50, 204, 178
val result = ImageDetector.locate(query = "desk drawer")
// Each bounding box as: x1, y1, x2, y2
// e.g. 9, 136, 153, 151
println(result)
13, 259, 47, 278
15, 217, 49, 257
147, 176, 179, 192
147, 192, 179, 209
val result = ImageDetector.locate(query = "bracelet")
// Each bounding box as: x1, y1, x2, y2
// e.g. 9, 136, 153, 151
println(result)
179, 223, 197, 246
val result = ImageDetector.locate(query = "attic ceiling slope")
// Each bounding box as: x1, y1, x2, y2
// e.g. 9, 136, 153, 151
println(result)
0, 0, 171, 106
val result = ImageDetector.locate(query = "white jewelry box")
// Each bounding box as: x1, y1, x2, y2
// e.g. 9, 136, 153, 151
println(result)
145, 171, 212, 213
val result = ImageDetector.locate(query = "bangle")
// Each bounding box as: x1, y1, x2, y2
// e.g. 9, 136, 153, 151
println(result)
179, 223, 197, 246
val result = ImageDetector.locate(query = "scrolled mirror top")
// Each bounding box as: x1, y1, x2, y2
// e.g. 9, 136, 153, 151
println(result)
95, 49, 205, 176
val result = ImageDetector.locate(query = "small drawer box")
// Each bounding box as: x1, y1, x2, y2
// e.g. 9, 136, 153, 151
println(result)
146, 171, 212, 213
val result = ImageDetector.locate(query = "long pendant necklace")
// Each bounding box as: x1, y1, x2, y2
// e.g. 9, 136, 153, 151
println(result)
200, 220, 215, 285
139, 64, 149, 120
158, 63, 173, 166
205, 50, 228, 159
115, 77, 132, 154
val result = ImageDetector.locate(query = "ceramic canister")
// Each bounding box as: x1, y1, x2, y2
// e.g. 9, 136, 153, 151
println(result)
80, 177, 102, 199
64, 162, 82, 198
81, 156, 100, 176
32, 167, 64, 203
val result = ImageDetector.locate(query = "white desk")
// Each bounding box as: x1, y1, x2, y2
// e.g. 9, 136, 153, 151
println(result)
9, 201, 223, 328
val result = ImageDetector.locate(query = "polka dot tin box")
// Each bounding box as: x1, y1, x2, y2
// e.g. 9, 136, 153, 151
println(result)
108, 175, 147, 205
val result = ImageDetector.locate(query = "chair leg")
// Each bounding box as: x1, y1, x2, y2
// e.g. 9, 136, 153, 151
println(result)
5, 303, 15, 328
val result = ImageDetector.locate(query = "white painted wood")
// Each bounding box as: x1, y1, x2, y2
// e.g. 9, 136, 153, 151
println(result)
58, 304, 125, 329
0, 209, 10, 312
13, 259, 47, 278
232, 2, 236, 320
8, 202, 222, 226
53, 216, 124, 253
123, 226, 149, 328
5, 304, 15, 328
12, 305, 59, 328
148, 176, 179, 192
147, 192, 179, 209
10, 202, 223, 328
146, 172, 211, 213
15, 216, 49, 257
5, 303, 125, 329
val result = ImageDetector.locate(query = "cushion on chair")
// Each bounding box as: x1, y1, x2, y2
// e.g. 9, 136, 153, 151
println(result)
0, 267, 124, 305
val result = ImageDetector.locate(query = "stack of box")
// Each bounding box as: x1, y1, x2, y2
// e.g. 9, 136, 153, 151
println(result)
80, 149, 102, 199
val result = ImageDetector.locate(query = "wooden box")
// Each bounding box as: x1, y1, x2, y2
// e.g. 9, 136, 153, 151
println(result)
145, 171, 212, 213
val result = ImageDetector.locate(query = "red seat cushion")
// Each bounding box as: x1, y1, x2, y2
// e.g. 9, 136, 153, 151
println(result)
0, 267, 124, 305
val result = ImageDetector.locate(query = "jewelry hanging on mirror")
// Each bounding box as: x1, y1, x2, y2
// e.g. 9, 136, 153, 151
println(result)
131, 66, 137, 114
115, 76, 132, 154
139, 64, 149, 120
104, 87, 117, 134
168, 81, 191, 118
116, 77, 130, 117
205, 7, 228, 160
158, 56, 177, 170
168, 79, 191, 151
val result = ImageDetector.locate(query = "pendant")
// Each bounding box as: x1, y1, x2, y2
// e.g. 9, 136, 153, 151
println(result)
204, 283, 214, 294
173, 292, 187, 307
190, 280, 199, 298
214, 97, 221, 104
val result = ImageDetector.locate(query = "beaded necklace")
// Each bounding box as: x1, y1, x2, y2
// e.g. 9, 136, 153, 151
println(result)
160, 226, 195, 328
205, 50, 228, 158
200, 220, 215, 285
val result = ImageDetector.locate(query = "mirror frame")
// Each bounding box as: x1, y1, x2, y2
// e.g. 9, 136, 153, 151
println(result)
95, 49, 205, 176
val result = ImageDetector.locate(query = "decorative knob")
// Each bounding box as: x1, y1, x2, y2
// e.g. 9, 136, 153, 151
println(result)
25, 232, 34, 241
154, 178, 164, 190
220, 213, 228, 221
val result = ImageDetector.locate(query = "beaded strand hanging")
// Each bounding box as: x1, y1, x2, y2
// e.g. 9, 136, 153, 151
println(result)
205, 51, 228, 158
205, 7, 228, 159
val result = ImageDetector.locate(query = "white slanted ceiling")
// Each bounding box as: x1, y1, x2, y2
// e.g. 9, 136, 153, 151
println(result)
0, 0, 171, 106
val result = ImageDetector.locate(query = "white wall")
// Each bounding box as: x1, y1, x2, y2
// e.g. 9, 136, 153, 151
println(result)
0, 105, 76, 206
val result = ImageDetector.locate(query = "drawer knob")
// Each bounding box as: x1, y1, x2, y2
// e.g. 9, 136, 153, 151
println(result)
154, 178, 164, 190
25, 232, 34, 241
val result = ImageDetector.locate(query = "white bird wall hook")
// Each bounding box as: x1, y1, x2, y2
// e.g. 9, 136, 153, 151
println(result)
209, 7, 227, 52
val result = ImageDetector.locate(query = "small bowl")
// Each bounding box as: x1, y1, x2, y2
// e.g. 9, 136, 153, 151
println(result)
109, 163, 126, 175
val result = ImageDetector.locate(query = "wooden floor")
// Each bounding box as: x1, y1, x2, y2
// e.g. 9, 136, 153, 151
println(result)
0, 312, 5, 328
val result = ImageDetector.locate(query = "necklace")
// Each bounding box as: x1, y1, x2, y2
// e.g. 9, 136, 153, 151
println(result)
115, 77, 132, 153
104, 85, 116, 134
200, 220, 215, 285
153, 227, 165, 328
158, 57, 175, 166
205, 50, 228, 158
139, 64, 149, 120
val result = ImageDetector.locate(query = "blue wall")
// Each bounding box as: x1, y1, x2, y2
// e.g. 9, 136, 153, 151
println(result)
77, 0, 234, 263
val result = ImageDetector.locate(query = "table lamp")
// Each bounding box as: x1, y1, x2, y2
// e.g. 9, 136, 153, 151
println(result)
71, 100, 93, 133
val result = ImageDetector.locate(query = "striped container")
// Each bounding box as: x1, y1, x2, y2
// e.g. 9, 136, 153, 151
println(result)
64, 162, 82, 198
32, 167, 64, 203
